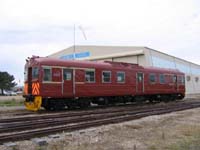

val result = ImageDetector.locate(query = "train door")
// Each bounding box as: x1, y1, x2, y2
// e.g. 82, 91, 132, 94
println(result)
173, 75, 178, 91
28, 67, 32, 94
62, 69, 74, 97
136, 72, 144, 94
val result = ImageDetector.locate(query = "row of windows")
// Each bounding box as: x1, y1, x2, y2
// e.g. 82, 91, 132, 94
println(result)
186, 76, 199, 82
33, 67, 185, 85
42, 68, 126, 83
26, 66, 199, 84
85, 70, 125, 83
152, 56, 200, 75
149, 74, 185, 84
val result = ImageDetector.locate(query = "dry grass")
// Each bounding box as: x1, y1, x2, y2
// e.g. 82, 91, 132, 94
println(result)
0, 95, 24, 101
0, 97, 24, 106
145, 116, 200, 150
0, 96, 24, 107
166, 126, 200, 150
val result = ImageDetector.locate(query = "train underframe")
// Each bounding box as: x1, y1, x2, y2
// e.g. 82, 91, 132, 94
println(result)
24, 93, 185, 111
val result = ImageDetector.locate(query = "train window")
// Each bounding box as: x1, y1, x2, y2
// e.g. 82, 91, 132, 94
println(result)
43, 68, 51, 81
102, 71, 111, 83
137, 73, 143, 82
149, 74, 156, 83
170, 75, 173, 82
164, 75, 170, 83
182, 76, 185, 84
173, 75, 177, 83
177, 76, 181, 83
159, 74, 165, 84
117, 72, 125, 83
195, 77, 199, 82
32, 67, 39, 79
186, 76, 191, 82
63, 69, 72, 81
85, 70, 95, 82
24, 67, 28, 81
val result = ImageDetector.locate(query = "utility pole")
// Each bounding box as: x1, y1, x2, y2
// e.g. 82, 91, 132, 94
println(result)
73, 24, 76, 60
73, 24, 87, 60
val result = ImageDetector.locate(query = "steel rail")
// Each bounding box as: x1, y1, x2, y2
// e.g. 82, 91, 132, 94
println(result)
0, 100, 193, 124
0, 101, 200, 144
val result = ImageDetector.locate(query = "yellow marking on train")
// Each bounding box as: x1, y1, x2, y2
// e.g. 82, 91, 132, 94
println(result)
24, 96, 42, 111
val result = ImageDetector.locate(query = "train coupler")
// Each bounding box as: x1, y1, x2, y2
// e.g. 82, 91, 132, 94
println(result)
24, 96, 42, 111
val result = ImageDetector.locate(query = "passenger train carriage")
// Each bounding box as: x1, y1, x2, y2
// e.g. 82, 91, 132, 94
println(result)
23, 56, 185, 111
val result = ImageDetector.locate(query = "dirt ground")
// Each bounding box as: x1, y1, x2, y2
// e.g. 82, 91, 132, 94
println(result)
0, 107, 200, 150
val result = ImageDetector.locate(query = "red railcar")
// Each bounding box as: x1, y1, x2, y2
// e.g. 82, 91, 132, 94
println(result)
23, 56, 185, 111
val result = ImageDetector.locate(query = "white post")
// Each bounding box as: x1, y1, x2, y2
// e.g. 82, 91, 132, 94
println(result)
73, 24, 76, 60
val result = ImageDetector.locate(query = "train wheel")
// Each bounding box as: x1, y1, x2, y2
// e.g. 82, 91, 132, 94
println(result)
42, 99, 53, 111
177, 94, 185, 100
168, 95, 175, 101
67, 102, 78, 109
43, 103, 53, 111
79, 100, 90, 108
149, 99, 153, 103
44, 101, 65, 111
97, 97, 109, 105
162, 95, 170, 103
53, 103, 65, 110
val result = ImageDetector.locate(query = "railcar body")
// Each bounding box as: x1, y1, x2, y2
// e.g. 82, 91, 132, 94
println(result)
23, 56, 185, 111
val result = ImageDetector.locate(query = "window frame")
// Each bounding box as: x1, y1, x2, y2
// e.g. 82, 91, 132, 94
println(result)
102, 71, 111, 83
186, 75, 191, 82
182, 76, 185, 84
172, 75, 177, 83
24, 67, 28, 81
178, 75, 185, 84
85, 69, 95, 83
63, 69, 72, 81
32, 67, 39, 79
43, 67, 52, 82
137, 72, 144, 83
159, 74, 165, 84
195, 77, 199, 83
149, 73, 156, 84
117, 71, 125, 83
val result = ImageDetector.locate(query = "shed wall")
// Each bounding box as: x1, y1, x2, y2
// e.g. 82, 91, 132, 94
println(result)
49, 45, 200, 95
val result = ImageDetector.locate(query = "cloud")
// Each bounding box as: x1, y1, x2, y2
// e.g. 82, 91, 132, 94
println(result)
0, 0, 200, 84
0, 43, 67, 85
0, 25, 76, 44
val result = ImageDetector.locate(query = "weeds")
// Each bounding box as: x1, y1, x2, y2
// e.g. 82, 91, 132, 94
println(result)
168, 127, 200, 150
0, 99, 24, 106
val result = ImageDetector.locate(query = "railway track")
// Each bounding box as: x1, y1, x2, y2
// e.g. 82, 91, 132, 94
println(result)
0, 100, 200, 144
0, 104, 171, 133
0, 99, 188, 123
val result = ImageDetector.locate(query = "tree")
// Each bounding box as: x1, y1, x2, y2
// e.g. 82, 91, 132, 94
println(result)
0, 71, 17, 95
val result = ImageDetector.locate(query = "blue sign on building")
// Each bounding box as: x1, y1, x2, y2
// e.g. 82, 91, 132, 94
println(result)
60, 51, 90, 60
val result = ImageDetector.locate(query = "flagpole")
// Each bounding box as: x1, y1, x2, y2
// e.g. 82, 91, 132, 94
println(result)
73, 24, 75, 60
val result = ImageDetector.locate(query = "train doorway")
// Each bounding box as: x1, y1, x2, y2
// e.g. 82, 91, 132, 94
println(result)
136, 72, 144, 94
28, 67, 32, 94
173, 75, 178, 91
62, 69, 74, 97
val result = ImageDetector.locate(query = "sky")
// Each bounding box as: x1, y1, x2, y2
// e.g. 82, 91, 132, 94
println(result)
0, 0, 200, 85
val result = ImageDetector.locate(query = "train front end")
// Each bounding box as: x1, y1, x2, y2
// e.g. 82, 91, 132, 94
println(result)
23, 56, 42, 111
